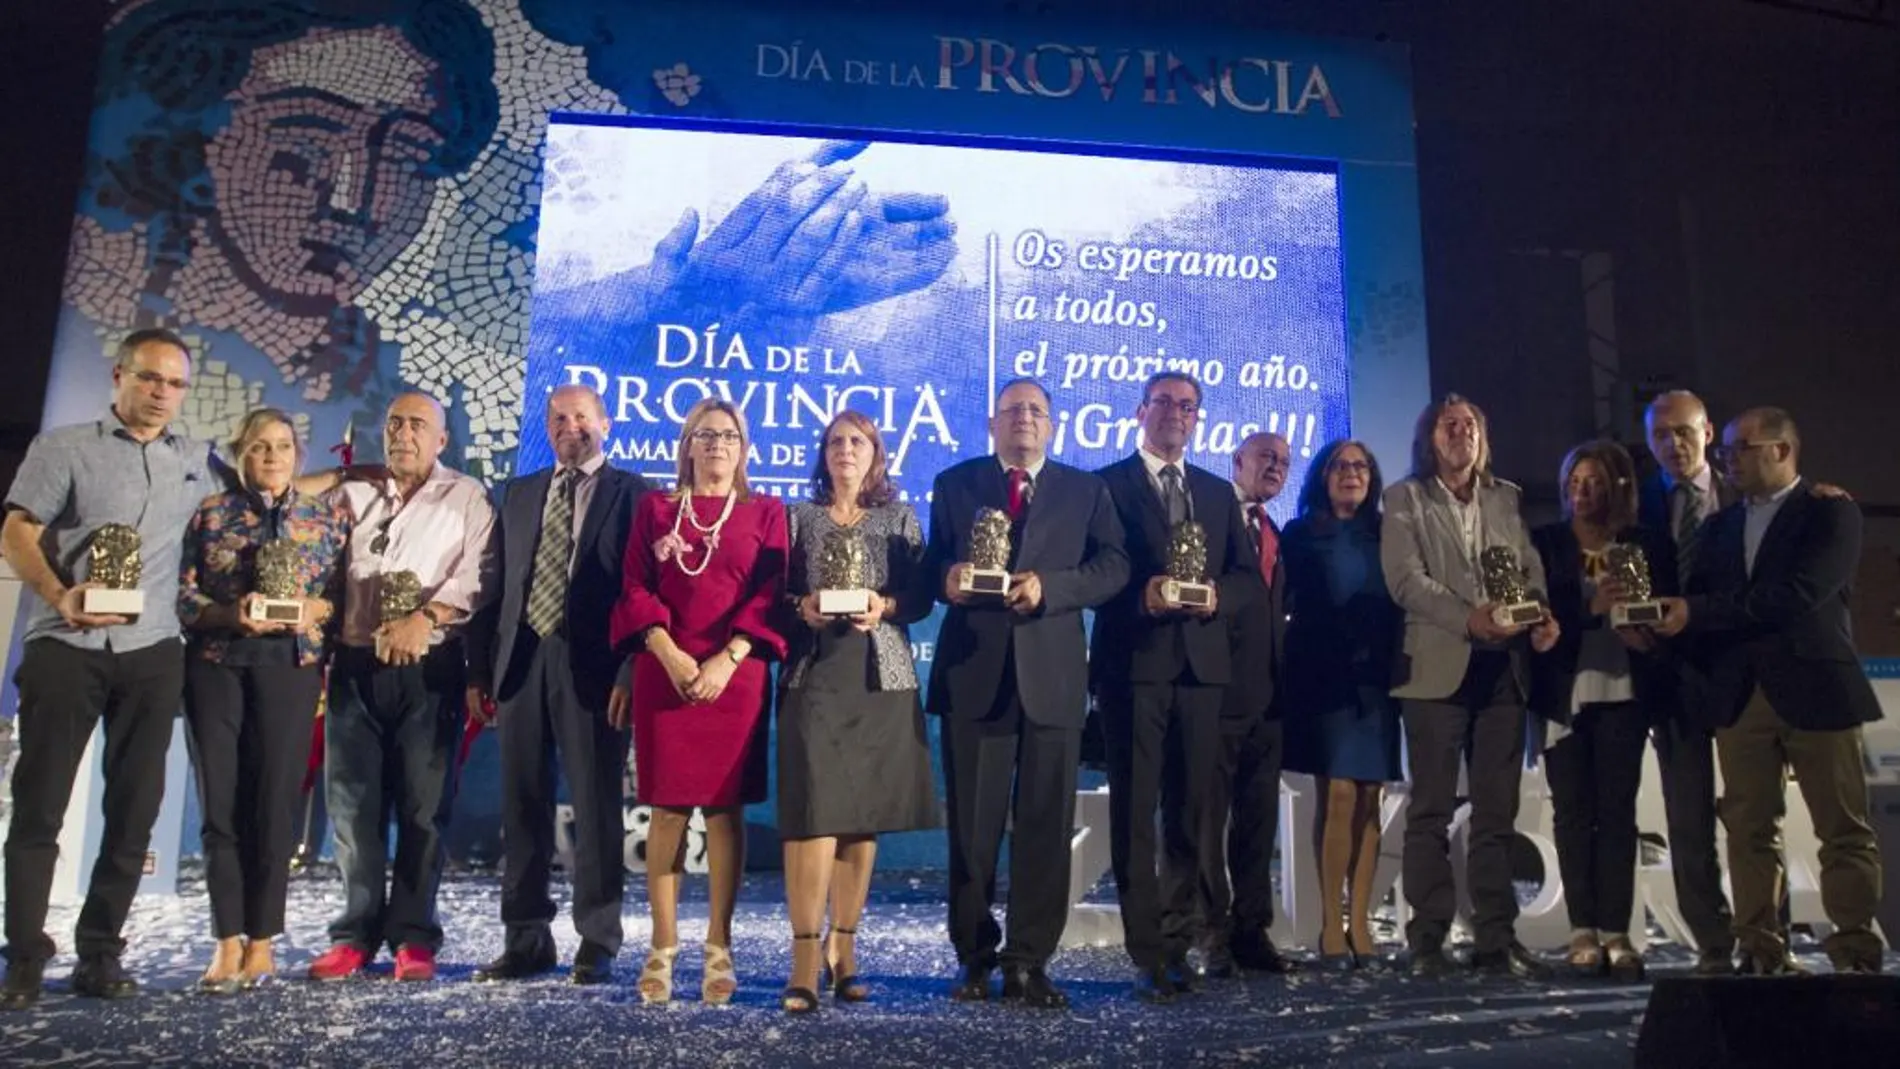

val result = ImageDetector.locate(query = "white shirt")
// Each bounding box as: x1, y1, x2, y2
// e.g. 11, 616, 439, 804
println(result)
1435, 475, 1484, 576
1744, 476, 1802, 579
1139, 446, 1191, 516
335, 463, 497, 648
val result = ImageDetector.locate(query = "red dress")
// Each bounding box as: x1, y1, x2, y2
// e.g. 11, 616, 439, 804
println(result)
610, 492, 788, 807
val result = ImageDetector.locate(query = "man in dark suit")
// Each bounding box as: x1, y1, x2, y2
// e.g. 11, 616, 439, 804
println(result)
1185, 431, 1293, 977
925, 378, 1128, 1009
1657, 406, 1884, 975
1637, 389, 1741, 974
1091, 372, 1257, 1002
465, 385, 650, 984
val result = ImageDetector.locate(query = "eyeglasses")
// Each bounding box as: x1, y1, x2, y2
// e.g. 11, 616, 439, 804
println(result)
1328, 460, 1372, 475
368, 516, 393, 556
691, 430, 743, 446
998, 403, 1049, 421
132, 370, 190, 392
1712, 440, 1783, 464
1144, 396, 1199, 414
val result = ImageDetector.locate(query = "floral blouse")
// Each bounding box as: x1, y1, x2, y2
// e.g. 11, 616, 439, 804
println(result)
179, 488, 351, 666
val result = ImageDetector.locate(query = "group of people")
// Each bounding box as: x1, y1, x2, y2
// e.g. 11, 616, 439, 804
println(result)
0, 328, 1884, 1016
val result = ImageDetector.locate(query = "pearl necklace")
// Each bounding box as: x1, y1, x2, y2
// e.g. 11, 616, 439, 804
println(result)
670, 489, 737, 577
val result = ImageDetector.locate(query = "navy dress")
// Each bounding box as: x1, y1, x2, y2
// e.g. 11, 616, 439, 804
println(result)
1281, 515, 1404, 783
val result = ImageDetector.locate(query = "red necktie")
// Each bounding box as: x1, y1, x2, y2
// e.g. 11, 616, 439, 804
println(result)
1251, 504, 1278, 587
1007, 467, 1028, 520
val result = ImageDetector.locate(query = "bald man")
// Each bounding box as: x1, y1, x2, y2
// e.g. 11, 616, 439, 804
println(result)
467, 386, 651, 985
309, 392, 497, 983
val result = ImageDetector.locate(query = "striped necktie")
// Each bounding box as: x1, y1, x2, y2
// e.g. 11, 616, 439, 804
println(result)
526, 468, 578, 636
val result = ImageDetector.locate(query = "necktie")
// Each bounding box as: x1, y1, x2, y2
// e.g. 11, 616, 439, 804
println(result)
1673, 481, 1702, 578
526, 468, 578, 636
1007, 467, 1030, 520
1250, 503, 1278, 587
1160, 464, 1188, 526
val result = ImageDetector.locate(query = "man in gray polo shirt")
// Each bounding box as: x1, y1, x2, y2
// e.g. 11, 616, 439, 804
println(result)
0, 329, 219, 1008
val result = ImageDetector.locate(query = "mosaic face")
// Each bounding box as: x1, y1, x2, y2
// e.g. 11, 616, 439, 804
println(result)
203, 27, 447, 312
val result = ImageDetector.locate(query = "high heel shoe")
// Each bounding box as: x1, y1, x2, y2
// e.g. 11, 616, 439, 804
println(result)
822, 926, 870, 1002
1316, 929, 1358, 972
701, 943, 737, 1006
638, 945, 679, 1005
782, 933, 822, 1015
198, 939, 246, 996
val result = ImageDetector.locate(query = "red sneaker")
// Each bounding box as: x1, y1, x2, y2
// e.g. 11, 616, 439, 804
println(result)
308, 944, 370, 982
394, 945, 437, 982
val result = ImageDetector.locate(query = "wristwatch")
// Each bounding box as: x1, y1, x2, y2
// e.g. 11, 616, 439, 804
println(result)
417, 605, 442, 629
725, 644, 745, 665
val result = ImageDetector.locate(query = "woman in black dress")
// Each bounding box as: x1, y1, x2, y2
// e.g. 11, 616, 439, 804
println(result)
777, 410, 939, 1012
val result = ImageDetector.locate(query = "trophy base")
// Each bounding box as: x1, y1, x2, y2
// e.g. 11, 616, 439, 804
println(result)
818, 589, 873, 617
958, 567, 1012, 596
248, 598, 306, 626
1611, 600, 1665, 628
82, 588, 144, 617
1492, 600, 1545, 628
1162, 580, 1214, 610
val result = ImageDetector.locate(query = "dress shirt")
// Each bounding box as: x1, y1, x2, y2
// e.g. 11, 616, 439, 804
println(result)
551, 452, 607, 575
334, 462, 497, 648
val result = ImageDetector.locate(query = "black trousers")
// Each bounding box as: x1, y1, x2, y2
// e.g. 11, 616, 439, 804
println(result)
1102, 680, 1224, 970
1179, 714, 1284, 947
940, 665, 1080, 971
1400, 653, 1526, 955
497, 630, 629, 957
183, 655, 323, 939
1651, 714, 1738, 954
4, 638, 183, 962
324, 643, 465, 954
1545, 700, 1648, 933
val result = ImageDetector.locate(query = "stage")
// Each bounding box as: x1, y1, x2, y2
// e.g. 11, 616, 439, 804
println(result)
9, 866, 1868, 1068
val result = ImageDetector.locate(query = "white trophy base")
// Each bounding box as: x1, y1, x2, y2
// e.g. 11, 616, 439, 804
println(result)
1492, 600, 1545, 628
958, 567, 1012, 596
82, 588, 144, 617
248, 597, 306, 626
1610, 600, 1665, 628
1162, 579, 1214, 610
818, 588, 873, 617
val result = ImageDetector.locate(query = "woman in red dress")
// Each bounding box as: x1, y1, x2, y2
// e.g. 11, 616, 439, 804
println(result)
610, 398, 788, 1005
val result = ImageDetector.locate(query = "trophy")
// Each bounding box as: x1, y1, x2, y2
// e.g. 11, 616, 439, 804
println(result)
957, 507, 1013, 596
1161, 521, 1214, 609
813, 527, 874, 616
82, 523, 145, 616
1605, 542, 1665, 627
1480, 546, 1545, 628
248, 539, 307, 625
374, 569, 425, 660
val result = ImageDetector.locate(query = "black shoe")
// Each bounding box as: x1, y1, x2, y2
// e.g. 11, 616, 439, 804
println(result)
1739, 951, 1810, 977
1132, 965, 1176, 1004
70, 956, 138, 1000
1692, 947, 1738, 976
1407, 944, 1454, 978
570, 943, 615, 986
950, 962, 994, 1002
1471, 942, 1554, 981
1163, 952, 1197, 994
1000, 965, 1069, 1009
474, 946, 557, 983
1191, 942, 1237, 980
0, 958, 45, 1011
1232, 931, 1295, 974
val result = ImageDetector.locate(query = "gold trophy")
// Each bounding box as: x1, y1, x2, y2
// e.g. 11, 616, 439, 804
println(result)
248, 539, 307, 625
374, 569, 425, 660
813, 527, 874, 617
957, 507, 1013, 596
82, 523, 145, 616
1480, 546, 1545, 628
1161, 520, 1214, 609
1605, 543, 1665, 627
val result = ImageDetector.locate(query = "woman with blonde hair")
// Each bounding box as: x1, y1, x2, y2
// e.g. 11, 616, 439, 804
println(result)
609, 397, 788, 1005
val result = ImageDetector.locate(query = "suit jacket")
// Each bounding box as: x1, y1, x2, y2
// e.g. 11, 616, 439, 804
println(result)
1089, 455, 1256, 691
924, 456, 1128, 729
1225, 504, 1286, 723
1381, 474, 1545, 702
1638, 468, 1737, 560
1527, 520, 1678, 724
1680, 485, 1882, 732
465, 464, 651, 709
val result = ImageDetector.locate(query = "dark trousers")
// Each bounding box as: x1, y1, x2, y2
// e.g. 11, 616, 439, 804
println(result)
1401, 653, 1526, 955
1651, 713, 1736, 954
324, 643, 465, 954
182, 656, 323, 939
1545, 700, 1648, 933
1179, 714, 1283, 948
497, 630, 629, 957
940, 669, 1080, 971
4, 638, 183, 962
1102, 680, 1224, 970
